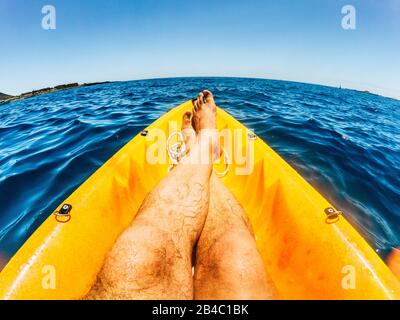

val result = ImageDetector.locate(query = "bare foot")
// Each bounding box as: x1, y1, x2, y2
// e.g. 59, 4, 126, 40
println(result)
187, 90, 219, 164
192, 90, 217, 132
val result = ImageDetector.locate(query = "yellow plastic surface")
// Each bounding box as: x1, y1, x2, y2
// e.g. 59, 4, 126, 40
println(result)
0, 100, 399, 299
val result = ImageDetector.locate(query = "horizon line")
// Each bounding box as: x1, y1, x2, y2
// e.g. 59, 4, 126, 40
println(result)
2, 75, 399, 102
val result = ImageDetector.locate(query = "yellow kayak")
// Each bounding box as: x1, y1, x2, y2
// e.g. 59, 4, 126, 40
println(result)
0, 100, 399, 300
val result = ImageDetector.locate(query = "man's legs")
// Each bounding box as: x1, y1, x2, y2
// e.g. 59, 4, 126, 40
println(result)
86, 91, 217, 299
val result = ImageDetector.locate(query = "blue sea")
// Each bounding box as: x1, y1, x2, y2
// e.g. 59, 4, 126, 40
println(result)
0, 77, 399, 269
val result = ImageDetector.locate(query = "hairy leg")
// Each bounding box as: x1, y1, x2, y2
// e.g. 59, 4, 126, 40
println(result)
86, 91, 217, 299
194, 174, 278, 299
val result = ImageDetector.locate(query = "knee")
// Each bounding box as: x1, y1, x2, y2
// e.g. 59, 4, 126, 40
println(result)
198, 231, 258, 275
101, 226, 174, 286
219, 232, 260, 271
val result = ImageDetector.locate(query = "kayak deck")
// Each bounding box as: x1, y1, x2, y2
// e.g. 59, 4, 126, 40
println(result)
0, 100, 399, 299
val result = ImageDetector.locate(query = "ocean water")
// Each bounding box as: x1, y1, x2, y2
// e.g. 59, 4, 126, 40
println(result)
0, 77, 399, 269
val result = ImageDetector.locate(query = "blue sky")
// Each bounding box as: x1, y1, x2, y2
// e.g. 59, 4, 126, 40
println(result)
0, 0, 399, 99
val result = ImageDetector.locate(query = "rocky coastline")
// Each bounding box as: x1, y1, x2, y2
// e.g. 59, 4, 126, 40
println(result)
0, 81, 111, 104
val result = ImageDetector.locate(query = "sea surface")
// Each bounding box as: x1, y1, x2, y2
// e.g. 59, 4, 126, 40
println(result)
0, 77, 399, 269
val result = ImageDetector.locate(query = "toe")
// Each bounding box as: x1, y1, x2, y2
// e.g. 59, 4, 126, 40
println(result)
203, 90, 215, 104
182, 111, 192, 129
198, 92, 205, 107
193, 99, 198, 112
191, 107, 199, 133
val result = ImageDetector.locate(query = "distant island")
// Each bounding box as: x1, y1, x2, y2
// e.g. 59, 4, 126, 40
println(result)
0, 81, 111, 104
0, 92, 12, 101
344, 87, 380, 97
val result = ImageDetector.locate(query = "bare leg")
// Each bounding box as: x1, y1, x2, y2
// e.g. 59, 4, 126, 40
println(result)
86, 91, 218, 299
193, 172, 278, 299
180, 91, 277, 300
